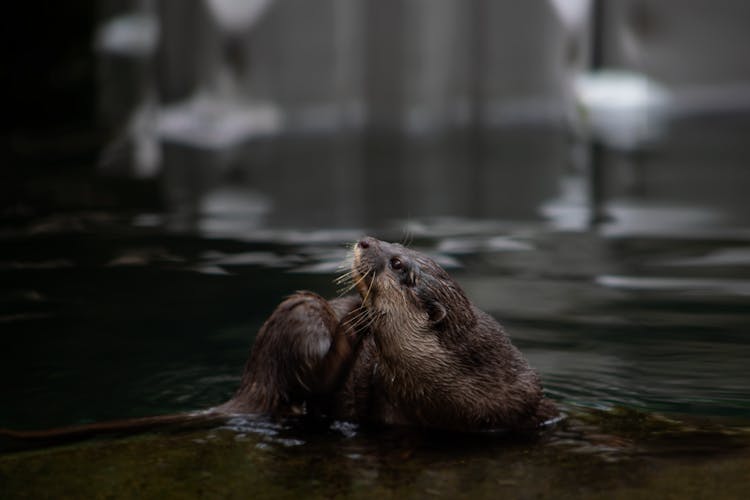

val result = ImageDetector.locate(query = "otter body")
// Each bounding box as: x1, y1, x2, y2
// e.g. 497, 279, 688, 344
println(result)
223, 237, 557, 431
2, 238, 556, 450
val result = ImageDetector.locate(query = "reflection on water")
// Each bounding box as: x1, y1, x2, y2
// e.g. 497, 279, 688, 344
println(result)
5, 2, 750, 496
1, 203, 749, 428
2, 124, 750, 497
2, 208, 750, 498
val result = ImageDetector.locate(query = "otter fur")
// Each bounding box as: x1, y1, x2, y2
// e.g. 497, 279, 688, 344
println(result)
222, 236, 557, 431
1, 237, 557, 451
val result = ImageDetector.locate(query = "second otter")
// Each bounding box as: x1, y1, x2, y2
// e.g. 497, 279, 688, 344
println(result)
222, 237, 557, 431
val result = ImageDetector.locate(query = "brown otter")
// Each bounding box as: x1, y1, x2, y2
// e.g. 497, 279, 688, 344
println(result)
220, 236, 557, 431
0, 237, 556, 450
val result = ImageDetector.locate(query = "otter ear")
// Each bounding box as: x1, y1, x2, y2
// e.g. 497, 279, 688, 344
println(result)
427, 301, 447, 325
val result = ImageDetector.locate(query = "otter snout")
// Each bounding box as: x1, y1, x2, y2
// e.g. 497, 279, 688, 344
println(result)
354, 237, 417, 289
354, 236, 385, 275
357, 236, 378, 250
355, 236, 384, 259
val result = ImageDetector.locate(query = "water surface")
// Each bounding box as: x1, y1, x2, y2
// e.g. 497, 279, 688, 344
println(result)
2, 144, 750, 497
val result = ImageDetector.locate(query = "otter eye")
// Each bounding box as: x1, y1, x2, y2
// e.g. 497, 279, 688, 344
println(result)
390, 257, 404, 271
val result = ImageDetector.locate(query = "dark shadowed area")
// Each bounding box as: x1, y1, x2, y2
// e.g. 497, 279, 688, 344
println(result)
2, 1, 750, 498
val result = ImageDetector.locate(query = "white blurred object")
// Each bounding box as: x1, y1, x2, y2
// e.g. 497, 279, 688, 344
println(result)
96, 9, 161, 177
158, 92, 282, 150
156, 1, 280, 159
548, 0, 591, 30
130, 94, 161, 177
575, 70, 671, 150
204, 0, 273, 34
95, 13, 159, 57
99, 94, 162, 177
198, 186, 272, 237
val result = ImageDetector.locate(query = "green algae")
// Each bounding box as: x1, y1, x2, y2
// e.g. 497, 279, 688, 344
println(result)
1, 409, 749, 499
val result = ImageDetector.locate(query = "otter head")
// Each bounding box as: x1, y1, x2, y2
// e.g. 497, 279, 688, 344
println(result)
350, 237, 546, 430
351, 237, 475, 336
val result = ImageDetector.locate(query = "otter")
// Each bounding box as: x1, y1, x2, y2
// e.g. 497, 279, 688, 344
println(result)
0, 237, 557, 450
220, 236, 557, 431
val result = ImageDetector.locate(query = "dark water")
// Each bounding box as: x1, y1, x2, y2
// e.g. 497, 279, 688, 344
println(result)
2, 130, 750, 497
1, 209, 748, 428
2, 211, 750, 498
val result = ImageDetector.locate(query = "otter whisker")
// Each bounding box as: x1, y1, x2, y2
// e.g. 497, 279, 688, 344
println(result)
336, 269, 369, 296
341, 309, 366, 326
360, 270, 376, 306
335, 275, 355, 295
334, 270, 354, 285
342, 304, 366, 321
345, 316, 369, 333
342, 301, 383, 333
334, 268, 353, 279
342, 307, 370, 330
400, 227, 414, 248
344, 311, 370, 332
350, 274, 367, 291
336, 246, 355, 269
334, 268, 359, 296
356, 309, 382, 332
348, 311, 381, 335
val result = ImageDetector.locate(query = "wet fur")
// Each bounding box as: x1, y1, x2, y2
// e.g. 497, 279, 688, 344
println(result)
1, 238, 557, 450
226, 237, 557, 431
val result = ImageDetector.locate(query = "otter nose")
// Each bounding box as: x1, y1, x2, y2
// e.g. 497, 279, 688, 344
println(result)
357, 236, 377, 249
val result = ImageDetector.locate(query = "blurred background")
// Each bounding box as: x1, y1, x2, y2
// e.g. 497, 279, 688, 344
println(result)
6, 0, 750, 233
2, 0, 750, 429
